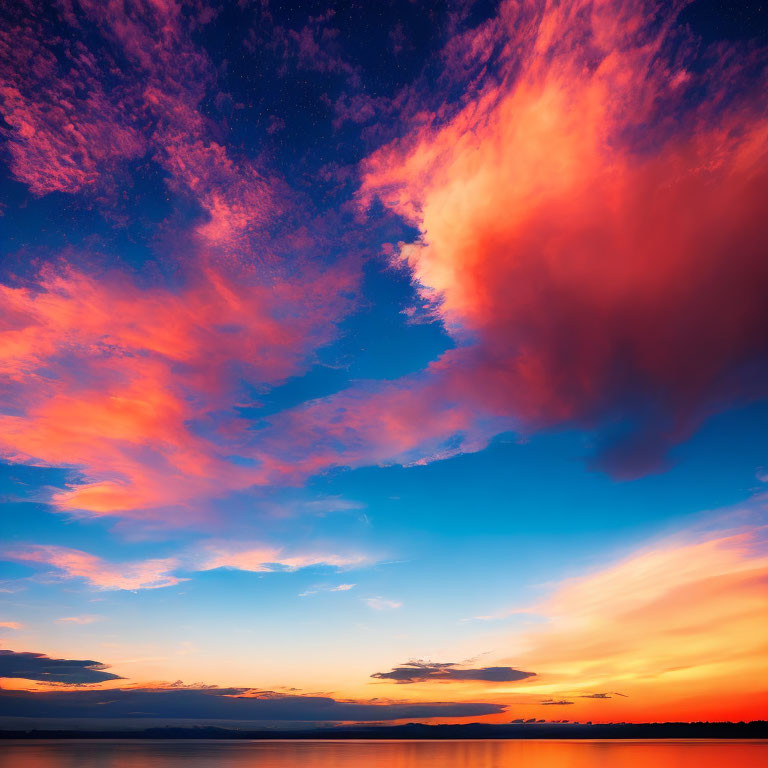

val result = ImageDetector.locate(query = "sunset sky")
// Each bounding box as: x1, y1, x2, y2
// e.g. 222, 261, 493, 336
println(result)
0, 0, 767, 729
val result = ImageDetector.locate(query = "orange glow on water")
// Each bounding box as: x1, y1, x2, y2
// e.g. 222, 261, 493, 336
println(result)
0, 739, 765, 768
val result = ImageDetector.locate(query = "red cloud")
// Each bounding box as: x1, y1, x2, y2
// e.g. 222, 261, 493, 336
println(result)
353, 0, 768, 475
0, 258, 356, 516
0, 0, 359, 518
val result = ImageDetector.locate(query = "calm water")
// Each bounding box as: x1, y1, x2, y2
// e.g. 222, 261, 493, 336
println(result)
0, 740, 765, 767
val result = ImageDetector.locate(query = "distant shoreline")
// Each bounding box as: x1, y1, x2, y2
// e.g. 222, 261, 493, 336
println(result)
1, 721, 766, 740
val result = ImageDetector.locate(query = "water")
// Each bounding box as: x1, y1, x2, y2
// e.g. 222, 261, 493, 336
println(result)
0, 739, 765, 767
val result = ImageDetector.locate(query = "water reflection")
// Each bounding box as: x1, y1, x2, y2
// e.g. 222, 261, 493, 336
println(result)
0, 739, 765, 768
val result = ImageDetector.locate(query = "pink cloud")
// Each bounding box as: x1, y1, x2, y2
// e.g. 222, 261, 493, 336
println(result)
200, 545, 368, 573
1, 0, 279, 253
264, 10, 361, 87
0, 2, 364, 520
0, 1, 363, 517
200, 0, 768, 488
0, 7, 144, 195
0, 256, 356, 516
57, 615, 101, 625
5, 545, 182, 590
251, 371, 496, 484
2, 0, 766, 518
2, 542, 370, 591
346, 0, 768, 475
76, 0, 282, 253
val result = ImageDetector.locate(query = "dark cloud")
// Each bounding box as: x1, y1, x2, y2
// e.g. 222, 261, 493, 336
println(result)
0, 650, 123, 684
0, 687, 505, 722
371, 661, 535, 684
580, 692, 628, 699
541, 700, 574, 706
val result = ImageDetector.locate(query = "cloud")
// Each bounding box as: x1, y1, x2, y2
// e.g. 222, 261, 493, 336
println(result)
541, 700, 574, 706
3, 546, 182, 591
0, 255, 358, 519
248, 373, 498, 488
0, 650, 122, 684
348, 0, 768, 477
2, 0, 281, 250
491, 528, 768, 721
299, 583, 356, 597
371, 661, 535, 684
1, 0, 766, 524
580, 692, 628, 699
57, 615, 101, 625
2, 543, 371, 591
200, 546, 367, 574
0, 622, 22, 630
247, 0, 768, 494
0, 0, 359, 521
0, 685, 505, 722
364, 597, 402, 610
0, 4, 145, 195
261, 9, 361, 88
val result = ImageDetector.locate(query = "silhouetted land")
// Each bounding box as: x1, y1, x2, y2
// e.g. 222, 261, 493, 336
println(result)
0, 721, 766, 739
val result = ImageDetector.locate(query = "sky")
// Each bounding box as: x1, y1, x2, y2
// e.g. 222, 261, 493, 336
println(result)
0, 0, 767, 729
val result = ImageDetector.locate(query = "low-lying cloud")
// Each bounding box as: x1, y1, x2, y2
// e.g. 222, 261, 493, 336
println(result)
371, 661, 535, 684
0, 685, 505, 722
0, 650, 123, 684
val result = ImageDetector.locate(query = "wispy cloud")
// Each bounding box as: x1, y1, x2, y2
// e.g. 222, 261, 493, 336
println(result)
57, 615, 101, 625
199, 546, 368, 573
0, 0, 360, 522
299, 583, 356, 597
3, 546, 182, 591
364, 597, 402, 610
321, 0, 768, 479
489, 528, 768, 720
2, 543, 371, 591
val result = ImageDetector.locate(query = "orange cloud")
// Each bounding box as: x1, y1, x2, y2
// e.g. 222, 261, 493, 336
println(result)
357, 0, 768, 475
0, 0, 360, 521
487, 529, 768, 722
0, 259, 355, 517
2, 0, 766, 517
